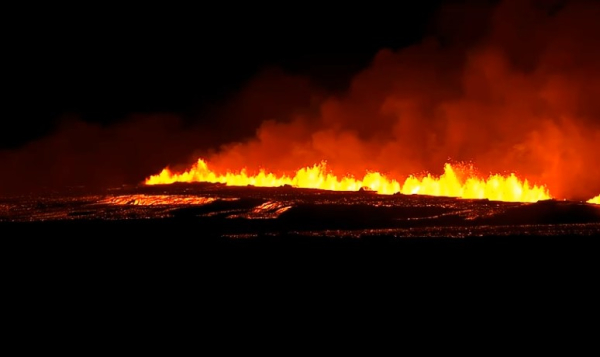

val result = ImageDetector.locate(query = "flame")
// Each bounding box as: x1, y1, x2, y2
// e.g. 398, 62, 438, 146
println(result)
588, 195, 600, 204
145, 159, 551, 203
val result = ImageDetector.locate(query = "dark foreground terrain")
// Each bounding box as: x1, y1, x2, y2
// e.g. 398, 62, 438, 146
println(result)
2, 183, 599, 255
2, 183, 599, 313
3, 184, 596, 348
1, 182, 599, 279
3, 183, 600, 234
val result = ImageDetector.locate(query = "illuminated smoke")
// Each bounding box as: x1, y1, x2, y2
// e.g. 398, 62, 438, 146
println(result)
193, 0, 600, 200
2, 0, 600, 200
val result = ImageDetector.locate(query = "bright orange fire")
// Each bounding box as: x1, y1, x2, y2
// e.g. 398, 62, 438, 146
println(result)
588, 195, 600, 204
145, 159, 551, 202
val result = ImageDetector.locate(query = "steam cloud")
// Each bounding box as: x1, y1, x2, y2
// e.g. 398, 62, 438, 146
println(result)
2, 0, 600, 199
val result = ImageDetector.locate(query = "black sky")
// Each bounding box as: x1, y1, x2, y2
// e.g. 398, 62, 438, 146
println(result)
2, 1, 456, 149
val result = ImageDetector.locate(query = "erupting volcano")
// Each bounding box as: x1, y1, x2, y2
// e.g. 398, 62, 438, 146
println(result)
133, 0, 600, 204
2, 0, 600, 244
2, 0, 600, 202
145, 159, 551, 203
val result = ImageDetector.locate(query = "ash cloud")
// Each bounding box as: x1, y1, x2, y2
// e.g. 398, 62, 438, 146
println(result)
2, 0, 600, 199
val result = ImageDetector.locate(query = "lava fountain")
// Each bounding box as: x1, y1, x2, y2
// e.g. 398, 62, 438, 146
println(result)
588, 195, 600, 204
145, 159, 551, 203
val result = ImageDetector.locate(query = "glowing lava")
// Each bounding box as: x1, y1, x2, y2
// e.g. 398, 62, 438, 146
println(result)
99, 194, 216, 206
588, 195, 600, 204
146, 159, 551, 203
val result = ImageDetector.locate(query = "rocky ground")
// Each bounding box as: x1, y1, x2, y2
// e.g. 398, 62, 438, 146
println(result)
2, 183, 599, 273
2, 183, 599, 238
3, 184, 599, 303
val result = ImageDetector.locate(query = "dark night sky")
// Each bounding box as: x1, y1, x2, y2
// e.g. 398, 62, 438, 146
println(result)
2, 1, 454, 149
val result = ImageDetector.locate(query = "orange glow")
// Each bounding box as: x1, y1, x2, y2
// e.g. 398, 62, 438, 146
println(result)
588, 195, 600, 204
145, 159, 551, 202
99, 194, 216, 205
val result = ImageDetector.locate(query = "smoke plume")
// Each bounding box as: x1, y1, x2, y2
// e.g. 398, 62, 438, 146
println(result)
2, 0, 600, 199
204, 0, 600, 199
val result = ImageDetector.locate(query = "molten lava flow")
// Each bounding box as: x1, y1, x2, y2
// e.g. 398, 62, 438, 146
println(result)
588, 195, 600, 204
100, 194, 216, 206
146, 159, 551, 202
